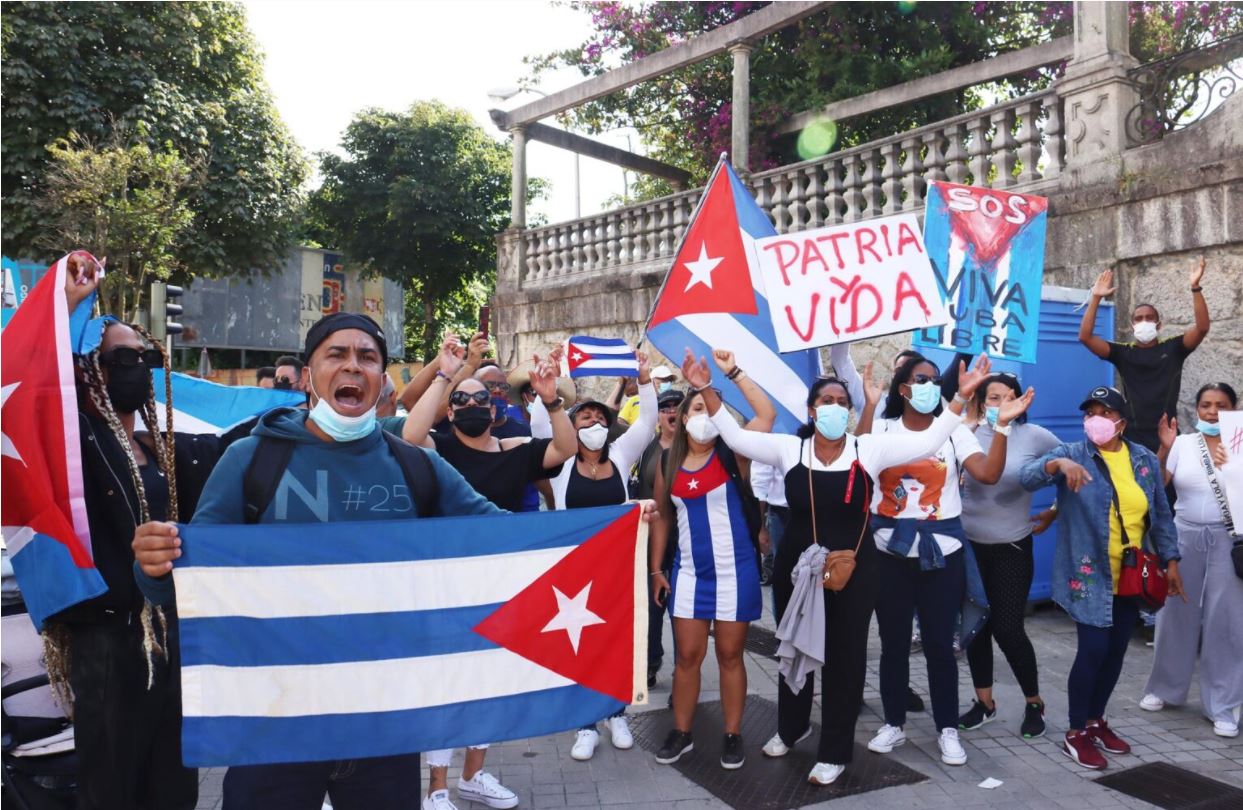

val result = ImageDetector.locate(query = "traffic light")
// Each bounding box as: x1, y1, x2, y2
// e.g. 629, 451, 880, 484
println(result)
149, 282, 185, 343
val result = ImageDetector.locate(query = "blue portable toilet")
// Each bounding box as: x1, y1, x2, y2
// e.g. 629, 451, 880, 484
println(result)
919, 285, 1115, 601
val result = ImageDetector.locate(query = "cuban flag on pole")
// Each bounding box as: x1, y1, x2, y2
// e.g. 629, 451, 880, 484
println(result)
150, 370, 304, 434
173, 505, 646, 766
563, 336, 640, 378
646, 156, 821, 433
1, 253, 108, 629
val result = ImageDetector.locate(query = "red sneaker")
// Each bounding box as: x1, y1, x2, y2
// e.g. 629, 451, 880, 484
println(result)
1086, 718, 1131, 754
1063, 730, 1108, 770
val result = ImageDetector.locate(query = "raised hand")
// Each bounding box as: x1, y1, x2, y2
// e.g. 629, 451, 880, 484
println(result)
1157, 414, 1178, 449
636, 349, 651, 384
1212, 442, 1228, 468
711, 349, 737, 373
465, 331, 489, 369
1091, 269, 1117, 299
547, 343, 565, 377
528, 355, 558, 402
956, 354, 993, 400
862, 361, 884, 407
997, 386, 1036, 425
1190, 256, 1206, 288
439, 334, 466, 378
64, 251, 104, 313
681, 349, 712, 390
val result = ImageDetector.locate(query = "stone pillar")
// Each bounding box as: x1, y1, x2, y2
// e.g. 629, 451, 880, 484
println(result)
729, 41, 753, 175
1056, 1, 1138, 185
509, 125, 527, 229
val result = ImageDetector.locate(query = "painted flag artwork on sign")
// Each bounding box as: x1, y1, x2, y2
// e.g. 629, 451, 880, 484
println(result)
912, 182, 1049, 363
646, 156, 821, 434
753, 214, 949, 352
149, 370, 304, 434
173, 505, 647, 766
1, 252, 108, 629
563, 336, 640, 378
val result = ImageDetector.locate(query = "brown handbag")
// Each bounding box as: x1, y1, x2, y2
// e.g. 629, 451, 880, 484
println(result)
808, 440, 869, 592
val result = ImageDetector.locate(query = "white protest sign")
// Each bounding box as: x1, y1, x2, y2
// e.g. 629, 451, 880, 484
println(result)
1218, 411, 1243, 530
752, 213, 949, 352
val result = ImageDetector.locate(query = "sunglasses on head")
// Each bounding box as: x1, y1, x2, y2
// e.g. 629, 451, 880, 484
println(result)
910, 373, 942, 385
450, 390, 492, 407
101, 347, 163, 368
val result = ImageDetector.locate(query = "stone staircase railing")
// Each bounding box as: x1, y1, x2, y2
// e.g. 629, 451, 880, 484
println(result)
501, 89, 1063, 290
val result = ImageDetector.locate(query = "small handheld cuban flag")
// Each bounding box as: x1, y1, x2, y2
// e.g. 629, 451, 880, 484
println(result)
563, 336, 640, 378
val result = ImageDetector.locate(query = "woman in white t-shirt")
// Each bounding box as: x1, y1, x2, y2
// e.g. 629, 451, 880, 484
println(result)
865, 355, 1031, 768
1142, 382, 1243, 738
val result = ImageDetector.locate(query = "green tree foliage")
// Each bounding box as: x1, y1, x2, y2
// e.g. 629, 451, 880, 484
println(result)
2, 1, 307, 283
312, 102, 514, 362
37, 132, 198, 320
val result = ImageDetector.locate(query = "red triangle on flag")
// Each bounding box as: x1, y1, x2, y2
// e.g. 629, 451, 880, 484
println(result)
939, 182, 1049, 266
473, 507, 640, 704
648, 169, 757, 329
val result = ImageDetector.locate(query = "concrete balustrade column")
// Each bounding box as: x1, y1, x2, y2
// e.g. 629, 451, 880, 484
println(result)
729, 41, 754, 175
509, 125, 527, 229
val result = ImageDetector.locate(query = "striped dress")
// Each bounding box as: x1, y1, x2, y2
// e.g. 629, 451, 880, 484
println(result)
669, 451, 761, 622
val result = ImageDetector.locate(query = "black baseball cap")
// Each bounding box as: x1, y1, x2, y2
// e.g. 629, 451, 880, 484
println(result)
1078, 385, 1127, 413
657, 389, 685, 408
304, 313, 388, 366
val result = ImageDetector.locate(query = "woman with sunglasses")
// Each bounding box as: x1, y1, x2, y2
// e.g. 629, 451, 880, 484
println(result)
403, 334, 577, 810
646, 350, 776, 771
957, 373, 1060, 740
866, 355, 1032, 767
688, 350, 988, 785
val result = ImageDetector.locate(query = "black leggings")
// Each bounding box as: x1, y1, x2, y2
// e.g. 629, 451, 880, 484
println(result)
965, 536, 1040, 698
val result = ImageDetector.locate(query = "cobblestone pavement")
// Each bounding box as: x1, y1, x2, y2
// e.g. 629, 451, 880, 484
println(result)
195, 596, 1243, 809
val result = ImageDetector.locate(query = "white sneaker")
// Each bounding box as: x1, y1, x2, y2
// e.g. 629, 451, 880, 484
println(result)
762, 727, 812, 757
939, 728, 967, 766
808, 762, 845, 785
457, 772, 517, 809
1140, 694, 1165, 711
423, 790, 459, 810
867, 724, 906, 753
1214, 720, 1240, 738
608, 715, 634, 749
570, 728, 599, 761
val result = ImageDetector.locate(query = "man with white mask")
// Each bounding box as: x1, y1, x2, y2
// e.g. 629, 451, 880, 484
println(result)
1078, 258, 1210, 452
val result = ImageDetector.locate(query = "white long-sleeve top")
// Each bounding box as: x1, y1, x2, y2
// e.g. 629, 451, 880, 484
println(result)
829, 343, 866, 411
750, 461, 788, 507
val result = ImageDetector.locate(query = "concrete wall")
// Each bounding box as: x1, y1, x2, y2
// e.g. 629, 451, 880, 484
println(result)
494, 93, 1243, 421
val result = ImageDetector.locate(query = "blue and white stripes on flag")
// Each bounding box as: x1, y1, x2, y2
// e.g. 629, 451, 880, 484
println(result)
564, 336, 640, 378
151, 370, 303, 434
173, 506, 645, 766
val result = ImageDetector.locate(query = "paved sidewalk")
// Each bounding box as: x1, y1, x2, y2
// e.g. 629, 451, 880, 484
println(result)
195, 595, 1243, 809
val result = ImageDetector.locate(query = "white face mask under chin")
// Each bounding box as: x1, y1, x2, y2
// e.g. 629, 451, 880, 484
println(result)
685, 413, 720, 443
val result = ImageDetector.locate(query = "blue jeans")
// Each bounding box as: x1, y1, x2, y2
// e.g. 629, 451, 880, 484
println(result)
222, 754, 420, 810
1067, 596, 1140, 730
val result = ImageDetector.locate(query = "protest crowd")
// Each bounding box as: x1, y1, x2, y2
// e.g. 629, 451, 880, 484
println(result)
2, 239, 1240, 810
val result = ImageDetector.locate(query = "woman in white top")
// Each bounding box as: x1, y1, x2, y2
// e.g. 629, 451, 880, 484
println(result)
1143, 382, 1243, 738
691, 350, 993, 787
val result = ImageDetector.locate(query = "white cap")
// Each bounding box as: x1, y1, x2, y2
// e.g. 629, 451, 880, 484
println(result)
651, 365, 676, 380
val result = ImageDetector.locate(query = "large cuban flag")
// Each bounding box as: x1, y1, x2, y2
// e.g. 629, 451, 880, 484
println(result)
174, 505, 646, 766
150, 370, 303, 434
646, 157, 821, 433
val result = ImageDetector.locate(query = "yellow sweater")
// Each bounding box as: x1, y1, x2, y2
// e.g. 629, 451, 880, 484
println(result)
1099, 445, 1149, 593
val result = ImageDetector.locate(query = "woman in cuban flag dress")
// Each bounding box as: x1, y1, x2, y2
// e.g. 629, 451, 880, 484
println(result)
649, 350, 775, 771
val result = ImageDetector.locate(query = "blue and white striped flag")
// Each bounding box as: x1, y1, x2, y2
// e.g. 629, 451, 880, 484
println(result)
151, 370, 303, 434
563, 336, 639, 378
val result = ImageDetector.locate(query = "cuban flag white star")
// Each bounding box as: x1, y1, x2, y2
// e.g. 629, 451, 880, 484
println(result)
682, 242, 723, 292
541, 583, 606, 654
1, 382, 25, 466
687, 478, 699, 491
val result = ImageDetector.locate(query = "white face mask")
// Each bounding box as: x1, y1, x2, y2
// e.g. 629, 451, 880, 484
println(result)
685, 413, 720, 443
1133, 321, 1159, 343
577, 423, 609, 451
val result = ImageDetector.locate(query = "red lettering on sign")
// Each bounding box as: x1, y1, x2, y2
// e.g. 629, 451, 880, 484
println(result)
897, 222, 924, 255
762, 240, 801, 286
855, 227, 882, 265
785, 293, 821, 342
801, 239, 829, 277
893, 271, 933, 320
817, 232, 850, 270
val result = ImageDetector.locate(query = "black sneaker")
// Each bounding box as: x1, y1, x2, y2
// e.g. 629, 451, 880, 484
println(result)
647, 663, 659, 689
1022, 702, 1046, 738
720, 733, 745, 770
907, 686, 925, 713
958, 699, 997, 730
656, 729, 693, 764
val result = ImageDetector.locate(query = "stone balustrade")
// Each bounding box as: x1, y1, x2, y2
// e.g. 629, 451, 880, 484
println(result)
502, 89, 1063, 290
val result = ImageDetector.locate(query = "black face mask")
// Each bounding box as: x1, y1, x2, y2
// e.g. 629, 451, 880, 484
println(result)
106, 365, 152, 414
451, 406, 492, 438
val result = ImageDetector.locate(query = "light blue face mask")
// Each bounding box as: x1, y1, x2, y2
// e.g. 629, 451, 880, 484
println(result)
1197, 419, 1221, 436
985, 406, 1000, 426
659, 381, 673, 393
814, 403, 850, 440
906, 381, 941, 414
526, 400, 535, 414
308, 378, 378, 442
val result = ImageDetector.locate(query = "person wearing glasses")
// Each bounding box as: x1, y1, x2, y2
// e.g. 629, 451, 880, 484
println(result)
866, 356, 1031, 767
402, 335, 578, 810
957, 372, 1060, 740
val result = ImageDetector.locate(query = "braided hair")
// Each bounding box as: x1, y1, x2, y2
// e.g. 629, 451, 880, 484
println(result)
44, 322, 180, 710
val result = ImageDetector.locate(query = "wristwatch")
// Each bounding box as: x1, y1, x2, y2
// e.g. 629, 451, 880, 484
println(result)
993, 422, 1013, 437
542, 396, 564, 412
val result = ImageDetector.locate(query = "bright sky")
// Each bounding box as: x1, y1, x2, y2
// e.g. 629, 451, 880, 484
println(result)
244, 0, 639, 226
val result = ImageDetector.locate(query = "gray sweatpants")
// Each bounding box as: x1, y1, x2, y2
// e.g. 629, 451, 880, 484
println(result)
1144, 519, 1243, 724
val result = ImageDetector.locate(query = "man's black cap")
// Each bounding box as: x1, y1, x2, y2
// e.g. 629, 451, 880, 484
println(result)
1078, 385, 1127, 413
304, 313, 388, 366
657, 389, 686, 408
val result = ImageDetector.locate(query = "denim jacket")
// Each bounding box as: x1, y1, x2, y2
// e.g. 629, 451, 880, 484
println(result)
1020, 438, 1179, 628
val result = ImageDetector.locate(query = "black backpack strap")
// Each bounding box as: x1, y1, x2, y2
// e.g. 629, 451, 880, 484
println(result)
382, 431, 440, 517
242, 437, 296, 524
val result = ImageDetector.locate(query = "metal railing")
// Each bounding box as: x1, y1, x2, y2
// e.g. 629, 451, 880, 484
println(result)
1125, 33, 1243, 146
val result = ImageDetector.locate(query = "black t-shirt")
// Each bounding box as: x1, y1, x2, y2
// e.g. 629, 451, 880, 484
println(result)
565, 463, 628, 509
1107, 336, 1191, 431
429, 432, 554, 512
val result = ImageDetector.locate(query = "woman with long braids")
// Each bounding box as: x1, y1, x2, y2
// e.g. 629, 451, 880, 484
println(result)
44, 257, 220, 810
691, 351, 993, 785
